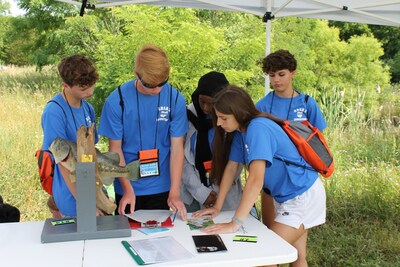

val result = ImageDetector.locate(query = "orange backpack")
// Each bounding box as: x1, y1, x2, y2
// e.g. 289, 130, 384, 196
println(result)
35, 149, 55, 195
272, 118, 334, 178
35, 100, 66, 195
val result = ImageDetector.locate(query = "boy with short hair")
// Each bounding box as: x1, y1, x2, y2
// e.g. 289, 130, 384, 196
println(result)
40, 54, 99, 217
257, 49, 326, 265
99, 44, 189, 219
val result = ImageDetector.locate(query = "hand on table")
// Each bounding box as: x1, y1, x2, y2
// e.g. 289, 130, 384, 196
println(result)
192, 206, 220, 219
203, 191, 217, 208
168, 194, 187, 221
201, 221, 240, 234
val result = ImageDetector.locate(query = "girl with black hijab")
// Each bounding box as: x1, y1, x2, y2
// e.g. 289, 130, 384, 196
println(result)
180, 71, 242, 212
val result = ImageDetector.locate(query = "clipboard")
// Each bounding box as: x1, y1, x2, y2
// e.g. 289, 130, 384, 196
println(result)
121, 236, 193, 265
122, 240, 145, 265
128, 216, 174, 229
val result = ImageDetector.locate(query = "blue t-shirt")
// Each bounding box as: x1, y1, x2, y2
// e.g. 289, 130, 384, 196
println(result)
98, 80, 188, 196
41, 93, 98, 216
256, 91, 326, 131
229, 117, 318, 203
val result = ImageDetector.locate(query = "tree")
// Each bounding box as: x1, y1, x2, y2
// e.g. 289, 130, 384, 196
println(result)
329, 21, 400, 83
272, 17, 390, 120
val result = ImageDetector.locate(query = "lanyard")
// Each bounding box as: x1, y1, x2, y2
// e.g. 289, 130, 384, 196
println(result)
63, 90, 88, 130
269, 90, 294, 120
135, 81, 160, 150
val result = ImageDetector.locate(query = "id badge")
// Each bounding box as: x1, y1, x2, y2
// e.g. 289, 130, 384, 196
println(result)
139, 149, 160, 178
203, 160, 212, 187
203, 160, 212, 173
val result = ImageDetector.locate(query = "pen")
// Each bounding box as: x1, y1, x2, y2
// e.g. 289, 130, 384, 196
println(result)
172, 210, 178, 223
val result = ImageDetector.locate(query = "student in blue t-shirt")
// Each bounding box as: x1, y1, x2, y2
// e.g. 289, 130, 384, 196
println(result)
256, 50, 327, 237
98, 44, 189, 220
41, 55, 99, 217
193, 85, 326, 267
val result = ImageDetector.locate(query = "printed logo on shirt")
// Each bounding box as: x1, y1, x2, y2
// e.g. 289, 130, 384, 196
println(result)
85, 115, 92, 125
158, 106, 170, 122
293, 107, 307, 118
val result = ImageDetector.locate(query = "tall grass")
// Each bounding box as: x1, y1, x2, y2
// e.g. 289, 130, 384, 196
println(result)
1, 67, 400, 265
0, 66, 60, 221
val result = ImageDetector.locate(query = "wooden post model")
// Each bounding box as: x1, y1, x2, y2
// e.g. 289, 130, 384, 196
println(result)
41, 125, 131, 243
76, 124, 117, 215
75, 124, 97, 231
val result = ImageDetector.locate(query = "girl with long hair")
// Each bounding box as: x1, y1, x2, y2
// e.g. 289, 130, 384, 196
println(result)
194, 85, 326, 267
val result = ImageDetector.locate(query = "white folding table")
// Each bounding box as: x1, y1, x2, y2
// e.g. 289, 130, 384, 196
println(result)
83, 211, 297, 266
0, 211, 297, 267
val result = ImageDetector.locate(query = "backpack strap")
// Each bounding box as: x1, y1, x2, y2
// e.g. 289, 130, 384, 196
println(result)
169, 84, 179, 121
273, 156, 316, 172
48, 100, 66, 117
47, 100, 67, 127
118, 85, 124, 124
295, 90, 309, 105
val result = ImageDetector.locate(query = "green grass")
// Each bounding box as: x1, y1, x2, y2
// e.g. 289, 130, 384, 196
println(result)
1, 66, 400, 266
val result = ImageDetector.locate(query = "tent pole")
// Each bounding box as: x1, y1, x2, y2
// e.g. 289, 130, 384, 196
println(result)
265, 21, 271, 95
264, 0, 272, 95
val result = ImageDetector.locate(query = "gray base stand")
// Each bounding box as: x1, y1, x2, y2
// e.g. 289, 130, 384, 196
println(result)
41, 162, 131, 243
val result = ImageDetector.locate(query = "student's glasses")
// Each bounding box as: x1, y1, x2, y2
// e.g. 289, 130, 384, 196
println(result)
137, 73, 169, 89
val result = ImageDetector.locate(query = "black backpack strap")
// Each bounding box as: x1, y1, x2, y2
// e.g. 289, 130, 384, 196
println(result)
47, 100, 67, 127
48, 100, 66, 117
274, 156, 316, 172
169, 84, 179, 121
118, 85, 124, 124
305, 94, 309, 104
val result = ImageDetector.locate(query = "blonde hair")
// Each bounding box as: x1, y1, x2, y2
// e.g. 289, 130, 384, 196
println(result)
134, 44, 170, 85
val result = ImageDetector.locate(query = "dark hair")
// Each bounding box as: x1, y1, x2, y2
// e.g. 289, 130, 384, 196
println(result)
210, 85, 275, 183
0, 203, 20, 223
58, 54, 99, 87
192, 71, 229, 119
262, 49, 297, 73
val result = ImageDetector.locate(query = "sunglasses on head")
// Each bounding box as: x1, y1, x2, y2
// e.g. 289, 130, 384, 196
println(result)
137, 73, 169, 89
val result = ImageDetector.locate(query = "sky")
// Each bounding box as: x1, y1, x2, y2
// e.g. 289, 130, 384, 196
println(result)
8, 0, 25, 16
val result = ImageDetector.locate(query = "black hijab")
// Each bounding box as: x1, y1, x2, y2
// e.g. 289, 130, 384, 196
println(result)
187, 71, 229, 186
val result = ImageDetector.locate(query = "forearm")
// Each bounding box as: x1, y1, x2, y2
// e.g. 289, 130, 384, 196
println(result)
109, 139, 133, 195
170, 137, 184, 197
233, 160, 265, 222
233, 176, 262, 221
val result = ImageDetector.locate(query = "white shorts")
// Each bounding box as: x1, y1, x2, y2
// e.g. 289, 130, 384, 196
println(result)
274, 178, 326, 229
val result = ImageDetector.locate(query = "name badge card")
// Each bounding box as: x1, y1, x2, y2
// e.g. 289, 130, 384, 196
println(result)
203, 160, 212, 173
139, 149, 160, 178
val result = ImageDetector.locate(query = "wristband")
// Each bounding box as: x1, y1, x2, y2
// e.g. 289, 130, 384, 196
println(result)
231, 216, 245, 232
232, 216, 244, 226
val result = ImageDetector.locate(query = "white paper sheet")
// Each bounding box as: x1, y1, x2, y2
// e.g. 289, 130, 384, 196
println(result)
125, 209, 172, 223
128, 236, 193, 264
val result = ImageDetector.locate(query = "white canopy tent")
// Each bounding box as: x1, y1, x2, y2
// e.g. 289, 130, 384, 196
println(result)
57, 0, 400, 92
58, 0, 400, 27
